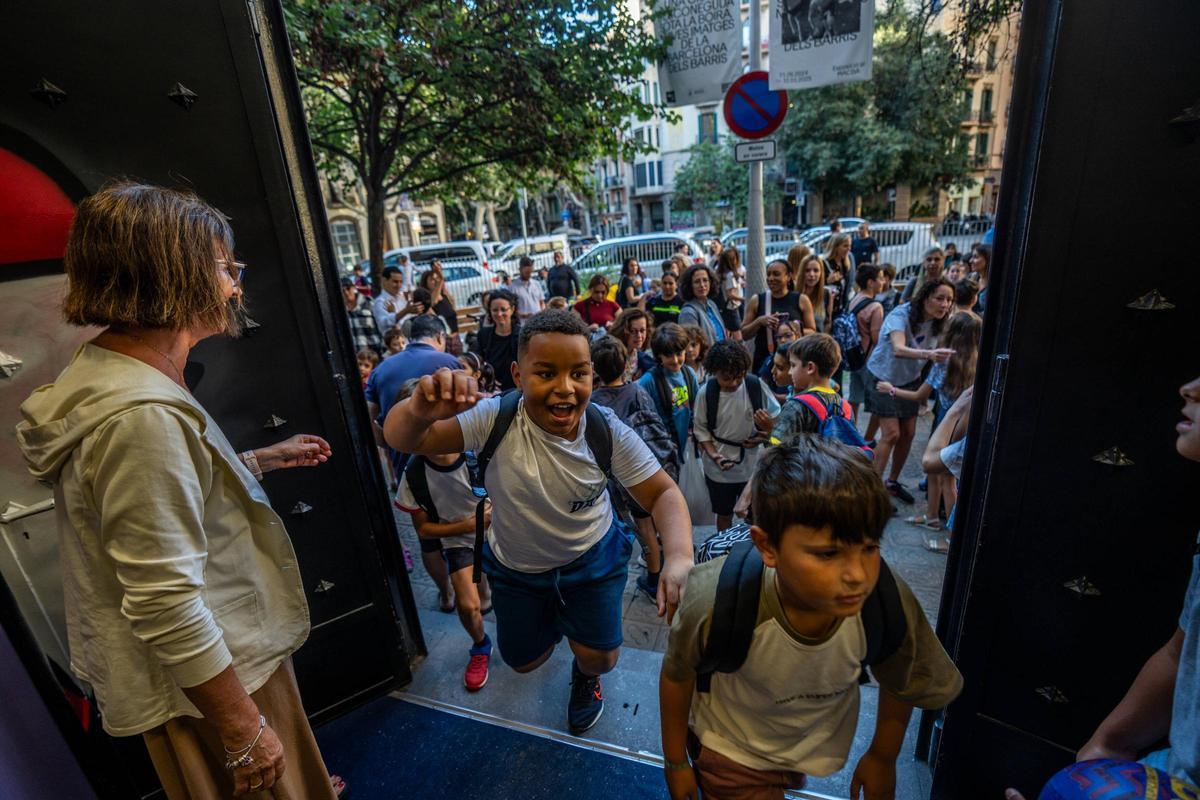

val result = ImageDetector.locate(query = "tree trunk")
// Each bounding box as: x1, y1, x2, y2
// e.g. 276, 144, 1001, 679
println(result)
472, 202, 487, 240
534, 195, 547, 235
486, 204, 500, 243
366, 184, 387, 287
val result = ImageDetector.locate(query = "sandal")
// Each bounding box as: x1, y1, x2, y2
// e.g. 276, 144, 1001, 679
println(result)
905, 514, 942, 529
923, 536, 951, 553
330, 774, 348, 797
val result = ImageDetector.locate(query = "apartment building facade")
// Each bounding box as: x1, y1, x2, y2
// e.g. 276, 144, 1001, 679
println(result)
320, 177, 448, 271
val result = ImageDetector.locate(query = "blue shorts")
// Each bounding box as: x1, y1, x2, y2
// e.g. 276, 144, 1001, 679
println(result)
481, 520, 634, 668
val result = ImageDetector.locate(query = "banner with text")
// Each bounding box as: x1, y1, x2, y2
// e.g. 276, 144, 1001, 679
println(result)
768, 0, 874, 90
655, 0, 743, 107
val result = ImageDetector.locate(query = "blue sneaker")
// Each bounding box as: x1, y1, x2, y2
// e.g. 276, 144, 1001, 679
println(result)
568, 660, 604, 734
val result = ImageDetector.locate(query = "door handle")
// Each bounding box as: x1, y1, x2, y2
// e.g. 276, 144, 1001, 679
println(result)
0, 499, 55, 525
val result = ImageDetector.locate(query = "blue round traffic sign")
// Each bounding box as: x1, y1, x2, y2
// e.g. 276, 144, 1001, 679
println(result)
723, 71, 788, 140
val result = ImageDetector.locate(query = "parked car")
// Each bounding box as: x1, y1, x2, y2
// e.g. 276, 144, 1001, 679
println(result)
493, 233, 571, 272
570, 232, 705, 284
802, 221, 941, 280
401, 240, 491, 271
719, 225, 799, 250
568, 234, 602, 260
439, 261, 500, 307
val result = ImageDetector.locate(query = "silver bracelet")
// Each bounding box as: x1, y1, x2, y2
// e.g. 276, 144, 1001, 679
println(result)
223, 714, 266, 770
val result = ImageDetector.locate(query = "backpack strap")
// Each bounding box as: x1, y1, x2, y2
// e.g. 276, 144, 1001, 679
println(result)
792, 392, 830, 423
583, 403, 614, 480
684, 367, 699, 412
696, 540, 764, 693
403, 457, 439, 523
745, 377, 764, 414
471, 390, 521, 583
858, 559, 908, 683
704, 377, 721, 437
651, 365, 675, 437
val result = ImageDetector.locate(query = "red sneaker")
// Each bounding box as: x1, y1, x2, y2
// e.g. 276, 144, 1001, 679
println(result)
464, 651, 490, 691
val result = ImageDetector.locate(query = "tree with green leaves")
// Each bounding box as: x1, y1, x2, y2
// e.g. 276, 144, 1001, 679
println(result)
779, 4, 974, 208
673, 138, 780, 229
283, 0, 665, 276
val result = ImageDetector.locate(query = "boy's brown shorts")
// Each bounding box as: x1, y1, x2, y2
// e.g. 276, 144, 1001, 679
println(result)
687, 730, 807, 800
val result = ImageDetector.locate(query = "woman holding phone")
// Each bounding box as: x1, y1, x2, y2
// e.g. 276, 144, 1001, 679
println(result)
740, 258, 812, 373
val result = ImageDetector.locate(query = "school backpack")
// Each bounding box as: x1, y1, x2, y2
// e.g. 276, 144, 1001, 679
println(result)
695, 538, 907, 692
468, 390, 614, 582
789, 391, 873, 459
703, 376, 766, 463
591, 384, 680, 483
649, 365, 699, 449
403, 454, 479, 523
831, 296, 879, 373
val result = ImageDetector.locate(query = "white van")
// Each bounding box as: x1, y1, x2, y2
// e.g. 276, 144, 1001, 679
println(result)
570, 233, 705, 283
493, 234, 571, 272
801, 222, 941, 280
400, 240, 490, 271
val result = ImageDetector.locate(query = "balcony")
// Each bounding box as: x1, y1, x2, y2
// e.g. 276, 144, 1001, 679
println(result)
971, 154, 990, 169
604, 175, 625, 188
976, 108, 995, 124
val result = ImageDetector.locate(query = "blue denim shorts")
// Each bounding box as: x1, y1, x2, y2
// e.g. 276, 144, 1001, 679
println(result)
481, 520, 633, 668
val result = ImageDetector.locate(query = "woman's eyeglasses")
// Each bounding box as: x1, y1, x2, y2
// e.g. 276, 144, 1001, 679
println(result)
217, 259, 246, 284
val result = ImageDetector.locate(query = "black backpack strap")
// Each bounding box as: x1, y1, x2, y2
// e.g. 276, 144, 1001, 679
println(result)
471, 390, 521, 583
696, 541, 764, 693
403, 457, 438, 523
583, 403, 614, 480
651, 366, 676, 438
684, 367, 699, 412
704, 377, 720, 437
858, 559, 909, 683
745, 376, 764, 414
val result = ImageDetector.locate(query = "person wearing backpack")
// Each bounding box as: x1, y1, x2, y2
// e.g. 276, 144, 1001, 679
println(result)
392, 378, 496, 693
765, 334, 871, 459
659, 439, 963, 800
835, 264, 885, 423
591, 335, 682, 604
693, 340, 781, 532
638, 323, 700, 457
384, 310, 694, 735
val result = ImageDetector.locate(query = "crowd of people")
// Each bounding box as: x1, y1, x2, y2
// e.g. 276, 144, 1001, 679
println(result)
24, 182, 1197, 800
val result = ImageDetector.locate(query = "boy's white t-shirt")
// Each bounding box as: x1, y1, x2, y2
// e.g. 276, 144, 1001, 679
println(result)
394, 456, 483, 551
456, 397, 661, 572
693, 378, 781, 484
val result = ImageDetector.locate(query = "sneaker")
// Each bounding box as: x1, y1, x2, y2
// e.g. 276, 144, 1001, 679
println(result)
636, 573, 658, 602
918, 476, 928, 493
568, 660, 604, 734
465, 636, 491, 691
886, 480, 915, 504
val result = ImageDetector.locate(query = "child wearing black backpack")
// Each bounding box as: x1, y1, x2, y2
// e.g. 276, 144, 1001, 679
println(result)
659, 438, 962, 800
385, 310, 694, 735
392, 377, 496, 693
590, 335, 682, 603
768, 333, 871, 456
693, 340, 781, 532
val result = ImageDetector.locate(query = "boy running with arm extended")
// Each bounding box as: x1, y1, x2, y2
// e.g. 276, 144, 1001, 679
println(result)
660, 438, 963, 800
385, 310, 693, 734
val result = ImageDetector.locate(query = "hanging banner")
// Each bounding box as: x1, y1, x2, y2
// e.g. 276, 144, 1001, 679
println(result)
655, 0, 743, 107
768, 0, 874, 90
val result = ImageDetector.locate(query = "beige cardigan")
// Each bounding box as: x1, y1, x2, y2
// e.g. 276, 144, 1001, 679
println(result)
17, 344, 310, 736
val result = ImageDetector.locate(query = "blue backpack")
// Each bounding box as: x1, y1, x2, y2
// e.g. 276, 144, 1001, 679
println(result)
831, 296, 879, 372
792, 391, 873, 459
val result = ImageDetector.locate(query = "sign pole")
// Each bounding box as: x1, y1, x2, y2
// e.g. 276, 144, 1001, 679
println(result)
745, 0, 766, 299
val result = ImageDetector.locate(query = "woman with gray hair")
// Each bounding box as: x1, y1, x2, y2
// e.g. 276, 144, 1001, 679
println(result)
16, 183, 337, 798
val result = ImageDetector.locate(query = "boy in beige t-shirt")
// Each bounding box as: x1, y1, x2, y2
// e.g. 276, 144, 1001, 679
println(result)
660, 437, 963, 799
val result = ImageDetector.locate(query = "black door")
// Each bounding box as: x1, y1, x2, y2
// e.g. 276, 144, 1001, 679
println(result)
930, 0, 1200, 795
0, 1, 422, 796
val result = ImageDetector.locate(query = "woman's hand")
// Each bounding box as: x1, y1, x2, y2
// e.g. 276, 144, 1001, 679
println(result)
930, 348, 955, 363
256, 435, 332, 473
400, 300, 426, 317
875, 380, 894, 394
410, 368, 481, 422
226, 722, 286, 796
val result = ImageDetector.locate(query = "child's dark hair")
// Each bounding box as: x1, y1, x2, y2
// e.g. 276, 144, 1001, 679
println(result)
704, 339, 752, 377
651, 322, 689, 358
395, 376, 423, 404
458, 351, 497, 392
681, 323, 709, 363
517, 309, 591, 357
773, 340, 793, 364
356, 348, 380, 366
789, 333, 841, 378
954, 277, 980, 307
752, 436, 892, 547
881, 263, 897, 279
855, 263, 882, 290
383, 328, 405, 348
590, 336, 628, 384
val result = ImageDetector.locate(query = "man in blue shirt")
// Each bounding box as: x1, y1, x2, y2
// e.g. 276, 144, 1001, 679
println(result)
365, 314, 461, 474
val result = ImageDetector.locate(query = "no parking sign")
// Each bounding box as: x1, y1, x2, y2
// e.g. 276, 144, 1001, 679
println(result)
722, 71, 788, 140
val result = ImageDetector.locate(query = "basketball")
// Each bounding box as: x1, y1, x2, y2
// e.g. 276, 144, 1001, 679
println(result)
1038, 760, 1200, 800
